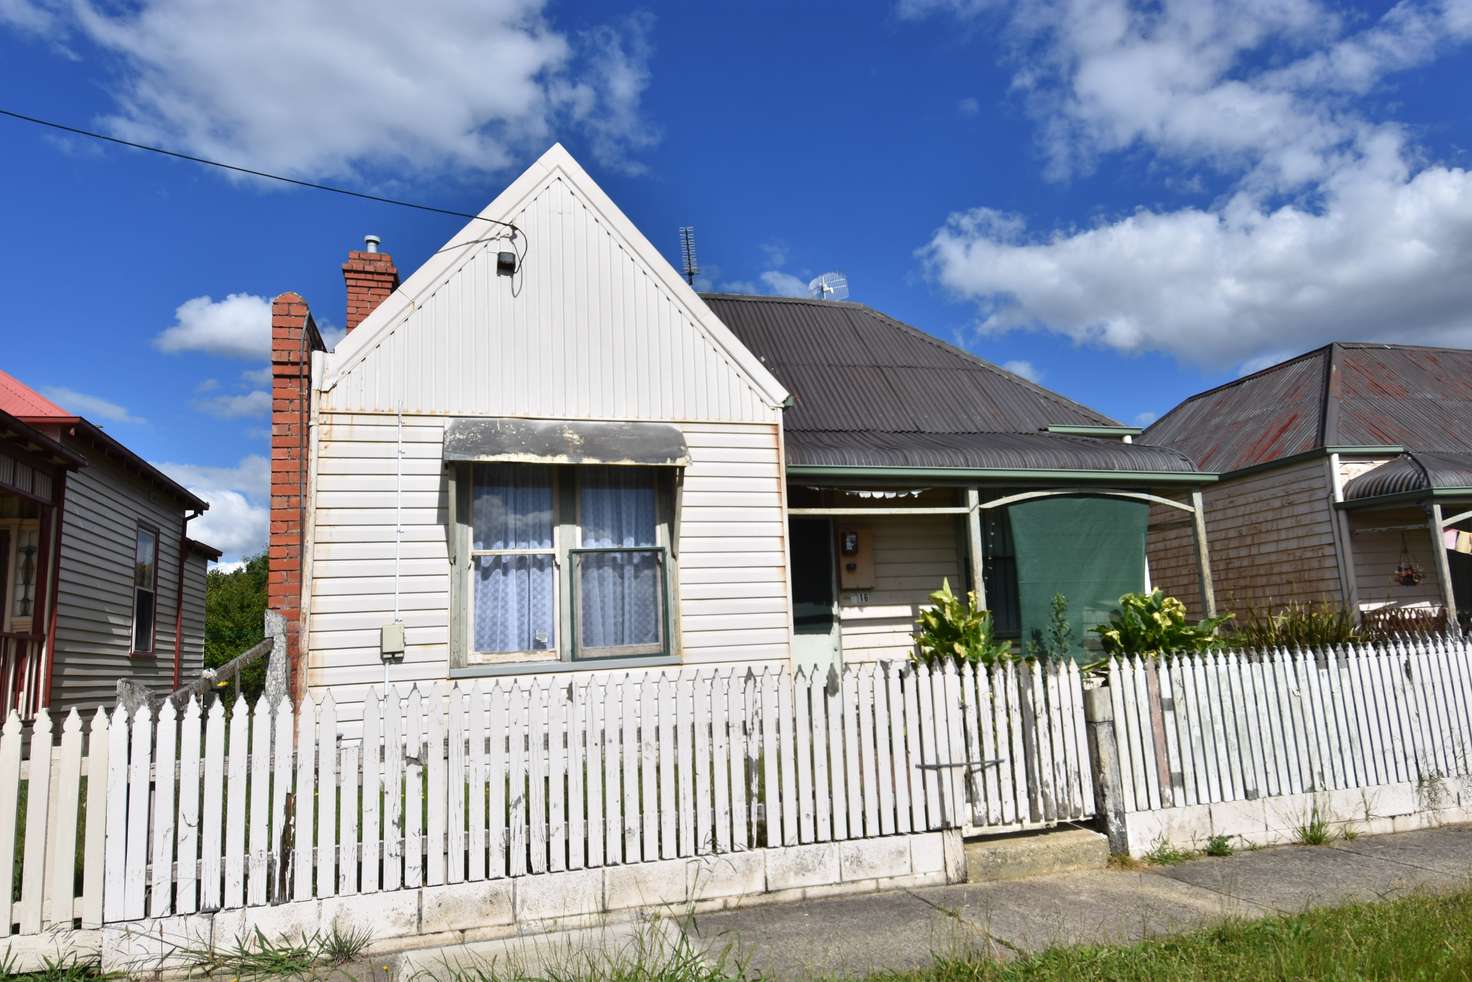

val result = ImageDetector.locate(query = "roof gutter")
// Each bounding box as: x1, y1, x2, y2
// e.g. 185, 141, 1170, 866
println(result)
786, 464, 1217, 484
1205, 445, 1403, 482
1044, 424, 1143, 438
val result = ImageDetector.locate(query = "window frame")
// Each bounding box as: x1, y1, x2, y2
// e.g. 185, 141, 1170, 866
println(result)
130, 521, 160, 657
449, 462, 679, 676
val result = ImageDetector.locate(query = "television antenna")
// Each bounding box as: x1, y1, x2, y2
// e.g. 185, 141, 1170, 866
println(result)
678, 226, 699, 285
808, 272, 849, 301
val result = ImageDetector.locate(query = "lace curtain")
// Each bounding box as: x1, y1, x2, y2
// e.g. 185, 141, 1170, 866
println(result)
472, 463, 555, 653
577, 467, 661, 651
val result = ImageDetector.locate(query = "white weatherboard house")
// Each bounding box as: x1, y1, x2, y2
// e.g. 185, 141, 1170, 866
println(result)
268, 144, 1214, 732
270, 145, 794, 731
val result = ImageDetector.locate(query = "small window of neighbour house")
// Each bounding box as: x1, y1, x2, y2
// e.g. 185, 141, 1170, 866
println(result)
458, 462, 672, 669
132, 524, 159, 655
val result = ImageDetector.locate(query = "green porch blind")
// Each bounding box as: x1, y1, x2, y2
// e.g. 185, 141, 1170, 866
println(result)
1006, 497, 1148, 661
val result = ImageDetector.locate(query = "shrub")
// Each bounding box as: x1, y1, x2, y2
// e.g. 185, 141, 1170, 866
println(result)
913, 578, 1014, 669
1094, 589, 1232, 659
1229, 602, 1362, 648
1025, 593, 1073, 662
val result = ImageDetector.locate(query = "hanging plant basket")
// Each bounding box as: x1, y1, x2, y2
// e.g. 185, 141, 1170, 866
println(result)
1394, 533, 1424, 586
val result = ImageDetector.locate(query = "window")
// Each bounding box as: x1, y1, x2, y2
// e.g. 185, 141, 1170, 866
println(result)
572, 467, 665, 658
131, 524, 159, 654
981, 509, 1021, 639
456, 463, 673, 668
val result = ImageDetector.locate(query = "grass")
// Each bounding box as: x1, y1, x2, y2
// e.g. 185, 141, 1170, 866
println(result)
1295, 806, 1332, 846
0, 949, 115, 981
1142, 839, 1194, 866
171, 922, 373, 979
844, 888, 1472, 981
1203, 834, 1234, 858
405, 918, 742, 982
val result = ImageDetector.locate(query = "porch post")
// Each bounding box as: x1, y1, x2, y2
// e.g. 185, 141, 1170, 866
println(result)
1190, 489, 1217, 618
1428, 502, 1458, 628
965, 487, 987, 609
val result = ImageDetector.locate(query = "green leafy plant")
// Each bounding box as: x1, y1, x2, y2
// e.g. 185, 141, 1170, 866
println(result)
913, 578, 1014, 669
1204, 834, 1235, 857
1025, 593, 1073, 661
1094, 589, 1232, 659
1229, 602, 1362, 648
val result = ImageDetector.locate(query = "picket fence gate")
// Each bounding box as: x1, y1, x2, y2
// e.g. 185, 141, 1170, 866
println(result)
0, 658, 1090, 936
1108, 636, 1472, 813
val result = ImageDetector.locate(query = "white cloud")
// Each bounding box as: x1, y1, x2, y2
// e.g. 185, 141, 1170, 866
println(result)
760, 241, 789, 267
240, 366, 271, 386
154, 456, 268, 562
25, 0, 657, 180
1001, 359, 1041, 382
759, 271, 810, 298
913, 0, 1472, 372
957, 96, 981, 116
1133, 410, 1158, 427
155, 293, 271, 360
39, 386, 144, 424
197, 389, 271, 419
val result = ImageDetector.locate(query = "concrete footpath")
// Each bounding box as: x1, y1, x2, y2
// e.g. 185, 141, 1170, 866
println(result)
682, 824, 1472, 980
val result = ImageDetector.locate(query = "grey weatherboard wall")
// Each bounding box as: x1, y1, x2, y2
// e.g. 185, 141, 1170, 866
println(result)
49, 443, 203, 715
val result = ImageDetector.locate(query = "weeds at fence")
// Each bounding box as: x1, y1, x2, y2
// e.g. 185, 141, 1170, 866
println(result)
1203, 834, 1234, 858
172, 922, 373, 978
405, 917, 744, 982
0, 948, 114, 981
1295, 806, 1332, 846
1143, 839, 1195, 865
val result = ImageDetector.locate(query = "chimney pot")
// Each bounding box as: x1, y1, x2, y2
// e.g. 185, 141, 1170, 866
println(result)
364, 234, 381, 253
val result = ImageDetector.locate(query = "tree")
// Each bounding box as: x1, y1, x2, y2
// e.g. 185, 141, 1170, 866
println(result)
204, 552, 268, 701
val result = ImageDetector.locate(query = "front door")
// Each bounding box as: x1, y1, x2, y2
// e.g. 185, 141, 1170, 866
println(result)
789, 517, 840, 674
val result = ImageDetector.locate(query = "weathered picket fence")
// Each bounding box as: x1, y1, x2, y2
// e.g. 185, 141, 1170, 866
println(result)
1103, 636, 1472, 853
2, 658, 1089, 937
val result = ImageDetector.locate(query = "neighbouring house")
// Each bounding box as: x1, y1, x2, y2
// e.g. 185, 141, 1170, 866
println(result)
268, 144, 1217, 733
0, 370, 217, 719
1143, 342, 1472, 628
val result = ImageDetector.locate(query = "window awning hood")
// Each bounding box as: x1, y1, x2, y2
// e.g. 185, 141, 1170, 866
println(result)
443, 418, 689, 467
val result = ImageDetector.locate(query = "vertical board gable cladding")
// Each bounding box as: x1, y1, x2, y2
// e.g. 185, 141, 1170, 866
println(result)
321, 176, 778, 424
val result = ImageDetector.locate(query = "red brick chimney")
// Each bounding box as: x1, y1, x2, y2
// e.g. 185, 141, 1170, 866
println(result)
342, 235, 400, 332
269, 292, 324, 701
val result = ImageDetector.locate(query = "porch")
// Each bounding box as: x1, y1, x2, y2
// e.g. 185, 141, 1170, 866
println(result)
1341, 450, 1472, 631
0, 411, 81, 719
784, 471, 1217, 670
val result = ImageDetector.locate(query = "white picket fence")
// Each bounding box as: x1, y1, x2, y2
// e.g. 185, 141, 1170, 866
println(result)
0, 658, 1089, 936
1108, 636, 1472, 814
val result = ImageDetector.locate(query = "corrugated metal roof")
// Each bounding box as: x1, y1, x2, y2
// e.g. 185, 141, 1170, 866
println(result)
1143, 342, 1472, 473
703, 294, 1198, 475
788, 430, 1197, 472
0, 368, 68, 419
1344, 451, 1472, 501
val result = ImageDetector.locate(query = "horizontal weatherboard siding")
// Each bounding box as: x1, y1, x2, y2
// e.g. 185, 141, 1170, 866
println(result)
305, 414, 791, 730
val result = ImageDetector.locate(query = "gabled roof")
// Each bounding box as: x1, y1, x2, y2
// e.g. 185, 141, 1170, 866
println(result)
323, 144, 789, 412
704, 294, 1198, 476
1143, 342, 1472, 473
0, 367, 207, 510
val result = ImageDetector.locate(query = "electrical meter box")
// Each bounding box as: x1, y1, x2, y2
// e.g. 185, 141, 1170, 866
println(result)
835, 525, 874, 590
380, 621, 406, 661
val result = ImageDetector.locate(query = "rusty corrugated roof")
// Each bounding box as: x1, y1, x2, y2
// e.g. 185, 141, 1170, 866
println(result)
703, 294, 1199, 475
1143, 342, 1472, 473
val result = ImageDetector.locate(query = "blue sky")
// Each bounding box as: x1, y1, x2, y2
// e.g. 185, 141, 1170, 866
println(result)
2, 0, 1471, 561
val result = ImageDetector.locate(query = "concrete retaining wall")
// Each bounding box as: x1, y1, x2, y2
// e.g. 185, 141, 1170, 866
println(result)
99, 830, 964, 974
1117, 776, 1472, 856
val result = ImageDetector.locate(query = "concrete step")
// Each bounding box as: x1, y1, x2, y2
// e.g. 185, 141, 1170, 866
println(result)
964, 825, 1110, 883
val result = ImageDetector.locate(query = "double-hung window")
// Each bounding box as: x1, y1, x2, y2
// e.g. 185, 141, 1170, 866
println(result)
131, 524, 159, 655
453, 462, 674, 670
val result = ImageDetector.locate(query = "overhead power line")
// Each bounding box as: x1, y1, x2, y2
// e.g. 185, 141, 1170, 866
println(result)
0, 106, 520, 235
